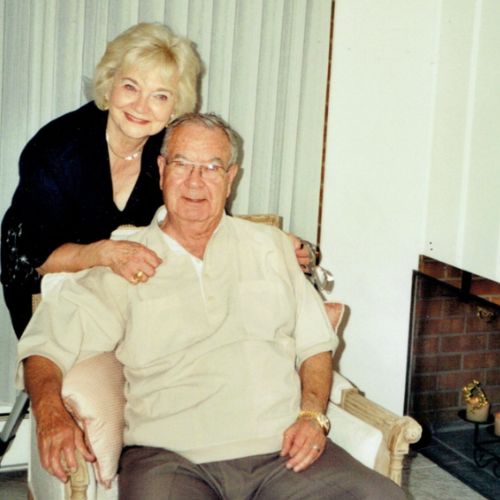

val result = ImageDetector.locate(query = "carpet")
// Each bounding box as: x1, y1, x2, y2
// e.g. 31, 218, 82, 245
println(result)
416, 424, 500, 499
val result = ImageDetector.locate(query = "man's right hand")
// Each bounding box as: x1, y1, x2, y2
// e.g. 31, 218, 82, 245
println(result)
35, 403, 95, 482
24, 356, 95, 483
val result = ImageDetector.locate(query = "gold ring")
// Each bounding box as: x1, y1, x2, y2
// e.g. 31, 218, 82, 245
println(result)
133, 271, 144, 282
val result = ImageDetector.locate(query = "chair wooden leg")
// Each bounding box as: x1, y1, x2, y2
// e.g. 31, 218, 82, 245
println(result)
64, 450, 89, 500
389, 451, 404, 487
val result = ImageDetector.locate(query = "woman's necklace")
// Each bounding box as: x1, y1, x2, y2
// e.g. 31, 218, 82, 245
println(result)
106, 133, 144, 161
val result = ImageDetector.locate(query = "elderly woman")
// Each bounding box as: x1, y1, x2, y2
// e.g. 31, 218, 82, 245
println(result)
2, 23, 312, 339
1, 23, 201, 337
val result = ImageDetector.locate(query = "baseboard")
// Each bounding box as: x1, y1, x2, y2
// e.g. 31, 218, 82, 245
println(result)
0, 415, 30, 470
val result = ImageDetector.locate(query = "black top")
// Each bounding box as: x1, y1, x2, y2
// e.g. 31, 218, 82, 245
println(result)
1, 101, 164, 336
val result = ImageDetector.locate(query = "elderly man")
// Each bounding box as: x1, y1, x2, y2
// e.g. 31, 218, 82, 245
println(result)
18, 113, 404, 499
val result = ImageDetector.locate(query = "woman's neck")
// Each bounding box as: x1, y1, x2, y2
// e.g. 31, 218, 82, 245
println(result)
105, 122, 147, 161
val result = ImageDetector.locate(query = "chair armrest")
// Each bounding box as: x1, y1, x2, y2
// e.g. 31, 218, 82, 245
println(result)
338, 387, 422, 486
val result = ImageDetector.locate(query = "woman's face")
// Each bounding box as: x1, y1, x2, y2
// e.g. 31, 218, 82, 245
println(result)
107, 65, 178, 142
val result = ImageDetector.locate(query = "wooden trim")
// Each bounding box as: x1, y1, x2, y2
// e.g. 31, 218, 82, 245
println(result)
234, 214, 283, 229
339, 388, 422, 486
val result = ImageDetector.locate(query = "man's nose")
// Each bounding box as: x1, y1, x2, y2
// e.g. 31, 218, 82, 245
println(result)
185, 165, 204, 184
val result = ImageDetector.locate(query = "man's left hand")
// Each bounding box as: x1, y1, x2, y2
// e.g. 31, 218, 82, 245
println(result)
280, 416, 327, 472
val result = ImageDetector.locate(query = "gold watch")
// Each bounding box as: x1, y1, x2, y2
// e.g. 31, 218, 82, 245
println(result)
298, 410, 331, 435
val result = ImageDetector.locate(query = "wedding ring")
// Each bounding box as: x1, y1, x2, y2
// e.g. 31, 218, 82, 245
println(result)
133, 271, 144, 283
312, 444, 321, 452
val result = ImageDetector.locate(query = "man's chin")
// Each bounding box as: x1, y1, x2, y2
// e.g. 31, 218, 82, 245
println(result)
176, 200, 209, 217
178, 209, 211, 223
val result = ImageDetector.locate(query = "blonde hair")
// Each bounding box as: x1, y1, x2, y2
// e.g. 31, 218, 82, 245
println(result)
93, 23, 202, 117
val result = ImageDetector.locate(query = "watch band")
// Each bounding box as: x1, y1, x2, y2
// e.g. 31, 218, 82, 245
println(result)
298, 410, 331, 435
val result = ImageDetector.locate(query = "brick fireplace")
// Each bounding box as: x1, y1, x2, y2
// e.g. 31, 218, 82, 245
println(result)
406, 256, 500, 432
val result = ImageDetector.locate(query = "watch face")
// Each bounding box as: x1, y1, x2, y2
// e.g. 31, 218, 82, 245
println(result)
318, 414, 331, 433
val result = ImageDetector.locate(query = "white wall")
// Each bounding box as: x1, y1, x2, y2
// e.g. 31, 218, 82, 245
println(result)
423, 0, 500, 282
322, 0, 500, 413
321, 0, 439, 413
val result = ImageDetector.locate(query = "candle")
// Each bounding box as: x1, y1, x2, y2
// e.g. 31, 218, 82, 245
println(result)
495, 412, 500, 437
466, 397, 490, 422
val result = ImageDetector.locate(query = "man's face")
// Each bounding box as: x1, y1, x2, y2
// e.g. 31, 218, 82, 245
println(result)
158, 123, 239, 225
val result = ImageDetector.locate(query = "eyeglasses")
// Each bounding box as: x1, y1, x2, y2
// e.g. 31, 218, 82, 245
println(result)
166, 159, 229, 181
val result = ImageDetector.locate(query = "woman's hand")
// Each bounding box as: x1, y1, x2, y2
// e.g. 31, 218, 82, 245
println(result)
37, 240, 161, 282
99, 240, 163, 284
288, 233, 318, 273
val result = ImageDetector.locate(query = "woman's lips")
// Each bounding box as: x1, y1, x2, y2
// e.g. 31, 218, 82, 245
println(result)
124, 112, 149, 125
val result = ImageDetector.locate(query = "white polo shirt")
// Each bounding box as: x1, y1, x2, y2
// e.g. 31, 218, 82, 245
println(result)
18, 209, 337, 463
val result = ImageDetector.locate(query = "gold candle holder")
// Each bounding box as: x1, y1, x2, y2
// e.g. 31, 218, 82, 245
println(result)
463, 380, 490, 423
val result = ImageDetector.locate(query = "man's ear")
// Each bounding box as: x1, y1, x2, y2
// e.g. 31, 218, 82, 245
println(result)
158, 155, 166, 188
226, 164, 239, 198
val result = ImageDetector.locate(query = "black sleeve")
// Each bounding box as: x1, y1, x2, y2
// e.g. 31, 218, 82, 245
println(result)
2, 137, 77, 274
20, 140, 78, 260
1, 132, 78, 337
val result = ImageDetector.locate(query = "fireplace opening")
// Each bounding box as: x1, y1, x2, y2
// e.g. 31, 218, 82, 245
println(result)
405, 256, 500, 498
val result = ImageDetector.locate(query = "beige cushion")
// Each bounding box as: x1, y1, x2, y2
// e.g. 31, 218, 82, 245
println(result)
62, 352, 125, 489
330, 371, 356, 405
324, 302, 345, 332
328, 371, 383, 470
327, 403, 383, 469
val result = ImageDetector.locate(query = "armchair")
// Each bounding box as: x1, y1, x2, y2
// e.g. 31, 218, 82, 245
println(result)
26, 216, 422, 499
28, 304, 421, 500
28, 339, 421, 499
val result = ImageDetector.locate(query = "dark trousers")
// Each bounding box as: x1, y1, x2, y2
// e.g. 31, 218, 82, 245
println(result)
118, 440, 406, 500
